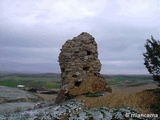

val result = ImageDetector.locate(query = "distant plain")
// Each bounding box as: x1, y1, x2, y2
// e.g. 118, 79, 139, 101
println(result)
0, 73, 158, 89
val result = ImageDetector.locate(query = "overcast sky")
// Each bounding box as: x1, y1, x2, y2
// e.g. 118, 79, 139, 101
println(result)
0, 0, 159, 74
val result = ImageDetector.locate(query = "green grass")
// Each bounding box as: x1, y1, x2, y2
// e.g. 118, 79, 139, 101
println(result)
0, 74, 61, 88
0, 81, 22, 87
0, 76, 54, 82
106, 75, 152, 86
84, 92, 104, 97
44, 83, 60, 89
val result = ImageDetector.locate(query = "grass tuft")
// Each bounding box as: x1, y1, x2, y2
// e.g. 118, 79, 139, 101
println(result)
84, 92, 104, 97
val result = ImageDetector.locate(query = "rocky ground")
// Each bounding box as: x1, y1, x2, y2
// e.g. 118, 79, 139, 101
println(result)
1, 99, 157, 120
0, 86, 42, 103
0, 85, 159, 120
0, 86, 43, 115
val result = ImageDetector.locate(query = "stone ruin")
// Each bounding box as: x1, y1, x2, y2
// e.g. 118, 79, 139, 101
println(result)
54, 32, 111, 104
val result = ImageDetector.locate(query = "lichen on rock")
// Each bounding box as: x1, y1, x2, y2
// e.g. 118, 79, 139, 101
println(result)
55, 32, 111, 104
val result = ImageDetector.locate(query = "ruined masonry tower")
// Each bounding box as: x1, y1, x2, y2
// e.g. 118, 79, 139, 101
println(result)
55, 32, 108, 104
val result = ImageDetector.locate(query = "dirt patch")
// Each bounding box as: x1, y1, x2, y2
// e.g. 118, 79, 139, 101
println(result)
35, 85, 160, 114
75, 85, 159, 114
35, 93, 57, 101
35, 88, 59, 101
76, 89, 158, 114
112, 84, 159, 93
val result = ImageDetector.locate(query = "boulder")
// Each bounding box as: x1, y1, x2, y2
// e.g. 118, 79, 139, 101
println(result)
55, 32, 110, 104
0, 85, 42, 103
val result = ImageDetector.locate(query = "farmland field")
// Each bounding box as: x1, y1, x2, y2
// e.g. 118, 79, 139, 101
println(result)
105, 75, 157, 87
0, 73, 61, 88
0, 73, 158, 89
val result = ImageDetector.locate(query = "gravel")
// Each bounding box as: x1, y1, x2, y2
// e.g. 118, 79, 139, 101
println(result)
0, 100, 157, 120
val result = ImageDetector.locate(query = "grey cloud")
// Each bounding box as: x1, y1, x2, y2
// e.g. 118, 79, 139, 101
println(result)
0, 62, 60, 73
0, 0, 159, 74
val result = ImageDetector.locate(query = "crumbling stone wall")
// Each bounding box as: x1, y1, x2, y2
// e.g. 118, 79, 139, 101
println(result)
55, 32, 109, 104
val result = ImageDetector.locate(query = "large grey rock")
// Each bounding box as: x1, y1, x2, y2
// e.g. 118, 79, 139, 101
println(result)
0, 102, 36, 115
0, 86, 42, 103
